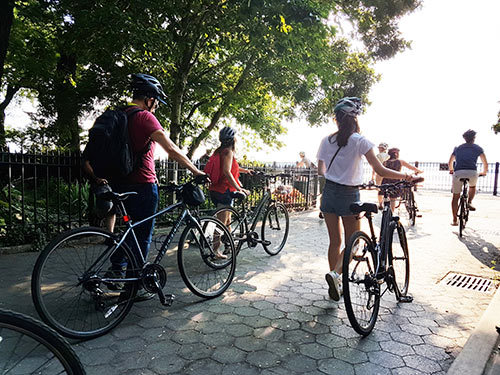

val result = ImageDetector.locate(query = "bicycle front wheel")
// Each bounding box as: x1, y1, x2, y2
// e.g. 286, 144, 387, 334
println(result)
389, 222, 410, 296
212, 206, 245, 255
178, 217, 236, 298
32, 227, 139, 339
0, 308, 85, 374
342, 231, 380, 336
261, 203, 289, 255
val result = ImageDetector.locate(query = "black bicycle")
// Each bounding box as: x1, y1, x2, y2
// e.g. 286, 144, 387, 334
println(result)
0, 308, 85, 374
401, 185, 419, 226
457, 178, 470, 237
31, 176, 236, 339
213, 173, 290, 256
342, 178, 424, 336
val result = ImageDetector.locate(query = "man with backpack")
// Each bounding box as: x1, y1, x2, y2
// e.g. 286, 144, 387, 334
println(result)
84, 73, 206, 300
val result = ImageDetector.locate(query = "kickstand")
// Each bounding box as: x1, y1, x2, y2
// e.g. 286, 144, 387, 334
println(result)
398, 294, 413, 303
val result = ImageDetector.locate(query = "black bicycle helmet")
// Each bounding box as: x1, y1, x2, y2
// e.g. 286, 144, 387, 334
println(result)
334, 97, 362, 117
131, 73, 167, 104
462, 129, 476, 142
219, 126, 236, 141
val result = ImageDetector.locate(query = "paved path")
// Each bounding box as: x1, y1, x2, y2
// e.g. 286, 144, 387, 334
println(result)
1, 190, 499, 374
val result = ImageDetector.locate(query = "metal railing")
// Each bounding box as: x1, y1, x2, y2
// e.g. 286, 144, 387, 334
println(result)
0, 151, 318, 247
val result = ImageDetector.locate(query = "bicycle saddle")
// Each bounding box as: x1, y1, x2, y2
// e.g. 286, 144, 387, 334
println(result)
459, 178, 469, 182
98, 191, 138, 201
350, 202, 378, 214
230, 191, 247, 200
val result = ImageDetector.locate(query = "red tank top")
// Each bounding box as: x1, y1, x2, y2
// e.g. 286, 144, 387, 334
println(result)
209, 149, 240, 193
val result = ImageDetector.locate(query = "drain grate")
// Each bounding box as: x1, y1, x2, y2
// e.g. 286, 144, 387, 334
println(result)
439, 272, 495, 294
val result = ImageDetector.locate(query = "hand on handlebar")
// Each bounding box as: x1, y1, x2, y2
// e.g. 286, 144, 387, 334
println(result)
239, 188, 251, 196
193, 173, 211, 185
479, 172, 487, 177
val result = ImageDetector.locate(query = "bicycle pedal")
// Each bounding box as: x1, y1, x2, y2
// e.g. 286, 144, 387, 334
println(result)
157, 287, 175, 307
417, 214, 422, 217
398, 295, 413, 303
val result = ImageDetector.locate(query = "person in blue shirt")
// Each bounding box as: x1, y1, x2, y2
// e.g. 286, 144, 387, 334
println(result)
448, 129, 488, 225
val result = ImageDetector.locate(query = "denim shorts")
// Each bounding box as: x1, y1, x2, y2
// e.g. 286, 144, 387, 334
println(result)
209, 189, 233, 208
320, 180, 360, 217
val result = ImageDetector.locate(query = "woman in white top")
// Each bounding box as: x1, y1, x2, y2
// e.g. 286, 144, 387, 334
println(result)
316, 97, 418, 301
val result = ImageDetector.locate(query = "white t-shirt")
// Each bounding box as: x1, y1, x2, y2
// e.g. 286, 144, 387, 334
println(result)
316, 133, 374, 186
376, 152, 389, 163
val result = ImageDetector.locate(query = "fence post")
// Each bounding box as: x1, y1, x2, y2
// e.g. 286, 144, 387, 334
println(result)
494, 162, 499, 196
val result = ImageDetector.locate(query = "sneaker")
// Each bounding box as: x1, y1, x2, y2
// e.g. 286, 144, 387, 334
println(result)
468, 203, 476, 211
103, 269, 125, 291
319, 212, 324, 219
325, 271, 341, 301
134, 290, 156, 302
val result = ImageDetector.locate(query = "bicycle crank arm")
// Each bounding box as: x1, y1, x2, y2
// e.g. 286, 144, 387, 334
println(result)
157, 288, 175, 307
397, 295, 413, 303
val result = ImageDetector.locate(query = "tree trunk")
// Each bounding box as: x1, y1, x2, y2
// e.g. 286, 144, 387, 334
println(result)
0, 85, 19, 150
54, 53, 80, 150
0, 0, 14, 84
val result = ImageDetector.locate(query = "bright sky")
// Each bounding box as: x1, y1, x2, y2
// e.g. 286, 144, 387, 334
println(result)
240, 0, 500, 165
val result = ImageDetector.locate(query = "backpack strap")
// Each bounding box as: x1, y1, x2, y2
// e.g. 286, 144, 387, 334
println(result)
123, 106, 151, 156
326, 139, 342, 172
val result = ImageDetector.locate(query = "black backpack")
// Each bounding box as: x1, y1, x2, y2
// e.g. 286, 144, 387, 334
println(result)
83, 106, 147, 180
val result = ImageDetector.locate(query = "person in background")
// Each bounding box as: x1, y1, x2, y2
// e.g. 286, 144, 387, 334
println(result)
448, 129, 488, 225
197, 148, 212, 167
317, 97, 420, 302
371, 142, 390, 208
296, 151, 314, 168
378, 148, 423, 211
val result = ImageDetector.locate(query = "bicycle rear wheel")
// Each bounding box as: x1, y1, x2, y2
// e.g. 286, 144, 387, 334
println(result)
32, 227, 139, 339
458, 196, 466, 237
261, 203, 289, 255
342, 231, 380, 336
178, 217, 236, 298
212, 206, 245, 255
0, 308, 85, 374
405, 190, 416, 226
388, 221, 410, 296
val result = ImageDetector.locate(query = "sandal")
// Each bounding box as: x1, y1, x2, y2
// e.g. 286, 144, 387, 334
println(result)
214, 252, 228, 260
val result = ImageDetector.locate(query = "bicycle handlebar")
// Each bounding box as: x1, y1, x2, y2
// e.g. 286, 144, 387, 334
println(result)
159, 174, 210, 193
357, 177, 424, 191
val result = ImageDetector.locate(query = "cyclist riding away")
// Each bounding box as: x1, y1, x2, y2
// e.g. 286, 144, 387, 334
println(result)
448, 129, 488, 226
316, 97, 419, 301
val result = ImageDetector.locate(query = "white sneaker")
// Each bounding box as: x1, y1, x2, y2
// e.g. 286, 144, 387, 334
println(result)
325, 271, 341, 301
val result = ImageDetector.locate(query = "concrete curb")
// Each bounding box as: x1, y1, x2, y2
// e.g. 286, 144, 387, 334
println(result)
447, 285, 500, 375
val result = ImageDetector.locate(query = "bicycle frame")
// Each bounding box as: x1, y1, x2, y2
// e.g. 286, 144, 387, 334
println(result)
239, 190, 273, 234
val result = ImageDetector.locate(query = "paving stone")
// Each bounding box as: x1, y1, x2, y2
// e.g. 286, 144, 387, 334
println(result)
79, 347, 115, 366
282, 354, 318, 373
346, 337, 381, 352
235, 336, 268, 352
333, 347, 368, 364
391, 367, 426, 375
299, 342, 333, 359
390, 331, 425, 346
283, 329, 315, 344
380, 340, 415, 356
353, 362, 391, 375
317, 358, 355, 375
170, 329, 201, 344
111, 351, 151, 370
224, 323, 254, 337
212, 346, 246, 364
287, 311, 314, 322
266, 341, 298, 357
222, 363, 261, 375
367, 350, 405, 369
403, 355, 442, 373
201, 331, 235, 347
254, 326, 284, 341
271, 318, 300, 331
413, 344, 450, 361
301, 320, 330, 335
260, 308, 286, 319
149, 354, 186, 373
399, 323, 432, 336
246, 350, 281, 368
177, 342, 214, 360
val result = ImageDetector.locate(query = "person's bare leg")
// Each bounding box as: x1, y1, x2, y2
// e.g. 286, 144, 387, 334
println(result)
337, 215, 360, 274
451, 193, 460, 225
323, 213, 341, 272
105, 214, 116, 232
390, 198, 396, 212
468, 186, 476, 205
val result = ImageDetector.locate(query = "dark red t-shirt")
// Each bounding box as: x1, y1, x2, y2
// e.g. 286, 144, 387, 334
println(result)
125, 107, 162, 184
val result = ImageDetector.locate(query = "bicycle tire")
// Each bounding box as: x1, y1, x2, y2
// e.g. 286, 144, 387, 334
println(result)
32, 227, 139, 339
212, 206, 245, 255
178, 216, 236, 298
388, 221, 410, 296
342, 231, 380, 336
261, 203, 289, 255
0, 308, 86, 374
458, 196, 466, 237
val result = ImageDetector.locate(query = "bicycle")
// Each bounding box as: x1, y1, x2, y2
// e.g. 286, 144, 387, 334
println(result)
0, 308, 85, 374
400, 185, 419, 226
342, 177, 424, 336
212, 173, 290, 256
31, 176, 236, 340
457, 177, 472, 238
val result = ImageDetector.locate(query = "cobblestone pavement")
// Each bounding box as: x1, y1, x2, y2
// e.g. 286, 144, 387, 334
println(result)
1, 190, 499, 374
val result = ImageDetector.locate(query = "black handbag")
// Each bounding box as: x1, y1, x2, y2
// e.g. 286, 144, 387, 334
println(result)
181, 183, 206, 206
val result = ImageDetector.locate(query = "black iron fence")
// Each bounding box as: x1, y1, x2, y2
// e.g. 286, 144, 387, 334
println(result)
0, 151, 318, 248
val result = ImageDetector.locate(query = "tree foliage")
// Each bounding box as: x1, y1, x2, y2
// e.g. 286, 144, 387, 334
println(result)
1, 0, 422, 154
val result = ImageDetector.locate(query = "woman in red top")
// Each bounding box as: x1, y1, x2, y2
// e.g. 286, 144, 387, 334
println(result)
209, 127, 253, 258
